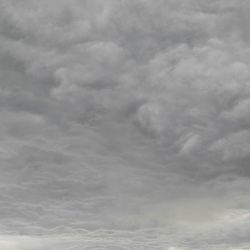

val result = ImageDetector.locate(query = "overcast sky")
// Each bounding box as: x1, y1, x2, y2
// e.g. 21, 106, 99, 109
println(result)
0, 0, 250, 249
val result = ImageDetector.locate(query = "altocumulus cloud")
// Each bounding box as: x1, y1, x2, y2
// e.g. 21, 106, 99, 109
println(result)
0, 0, 250, 249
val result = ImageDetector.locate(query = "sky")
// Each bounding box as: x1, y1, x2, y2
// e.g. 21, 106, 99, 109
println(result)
0, 0, 250, 249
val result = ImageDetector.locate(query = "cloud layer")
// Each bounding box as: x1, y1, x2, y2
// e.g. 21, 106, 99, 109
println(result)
0, 0, 250, 249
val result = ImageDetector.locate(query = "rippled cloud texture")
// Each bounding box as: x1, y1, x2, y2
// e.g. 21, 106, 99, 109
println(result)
0, 0, 250, 249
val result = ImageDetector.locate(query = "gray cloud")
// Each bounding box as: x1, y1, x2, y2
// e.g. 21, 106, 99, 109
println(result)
0, 0, 250, 249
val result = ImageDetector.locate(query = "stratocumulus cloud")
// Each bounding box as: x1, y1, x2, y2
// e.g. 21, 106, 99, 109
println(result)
0, 0, 250, 249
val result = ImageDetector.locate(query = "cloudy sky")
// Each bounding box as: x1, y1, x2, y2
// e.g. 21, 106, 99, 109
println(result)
0, 0, 250, 249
